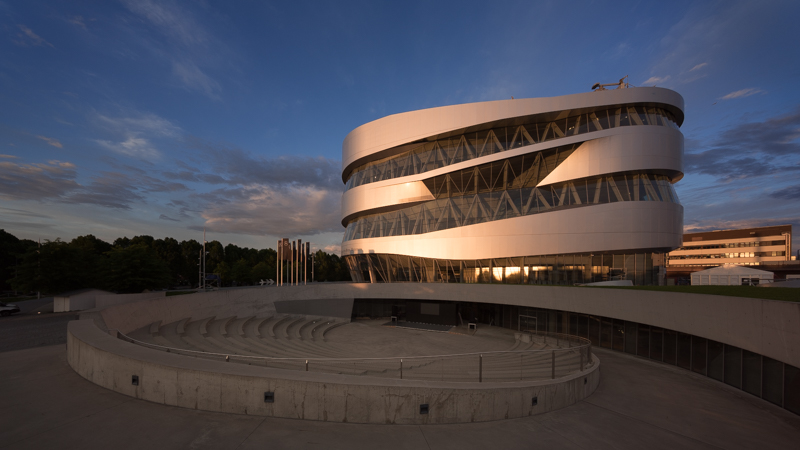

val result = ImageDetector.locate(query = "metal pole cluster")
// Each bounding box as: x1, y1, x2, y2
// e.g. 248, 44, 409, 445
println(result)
277, 238, 311, 286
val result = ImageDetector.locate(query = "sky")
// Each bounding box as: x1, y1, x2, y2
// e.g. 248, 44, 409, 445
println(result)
1, 0, 799, 255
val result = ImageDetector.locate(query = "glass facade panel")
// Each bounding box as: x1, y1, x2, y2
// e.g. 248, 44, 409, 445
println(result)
346, 251, 664, 286
612, 319, 625, 352
677, 333, 691, 370
742, 350, 762, 397
724, 345, 743, 389
344, 105, 680, 191
762, 356, 783, 407
637, 324, 650, 358
624, 321, 637, 354
588, 316, 600, 346
650, 327, 663, 361
663, 329, 677, 365
707, 340, 724, 382
600, 317, 613, 349
691, 336, 707, 376
786, 364, 800, 415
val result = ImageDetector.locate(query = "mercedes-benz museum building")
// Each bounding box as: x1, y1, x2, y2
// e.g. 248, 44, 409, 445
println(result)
341, 87, 684, 285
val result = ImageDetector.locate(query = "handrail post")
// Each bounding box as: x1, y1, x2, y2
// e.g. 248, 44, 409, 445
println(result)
551, 350, 555, 379
400, 359, 403, 379
479, 354, 483, 383
305, 360, 308, 371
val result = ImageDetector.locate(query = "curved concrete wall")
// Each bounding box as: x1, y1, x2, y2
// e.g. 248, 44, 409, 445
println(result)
68, 286, 601, 424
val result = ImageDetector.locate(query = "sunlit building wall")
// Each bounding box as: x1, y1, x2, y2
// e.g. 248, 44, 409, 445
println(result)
340, 87, 686, 285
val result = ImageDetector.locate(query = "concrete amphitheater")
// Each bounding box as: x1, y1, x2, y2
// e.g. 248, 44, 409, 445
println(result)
69, 285, 598, 424
4, 283, 800, 449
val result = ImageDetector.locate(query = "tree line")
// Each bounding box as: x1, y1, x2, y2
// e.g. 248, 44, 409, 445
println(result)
0, 229, 350, 295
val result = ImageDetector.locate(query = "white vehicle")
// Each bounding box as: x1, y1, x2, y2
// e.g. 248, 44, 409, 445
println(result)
0, 302, 20, 317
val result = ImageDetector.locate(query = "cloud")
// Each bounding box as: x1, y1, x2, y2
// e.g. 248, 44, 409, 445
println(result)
37, 135, 63, 148
96, 136, 161, 159
0, 160, 80, 201
643, 75, 670, 85
94, 112, 182, 159
13, 25, 54, 48
121, 0, 224, 100
61, 173, 146, 210
159, 214, 180, 222
96, 113, 182, 138
193, 184, 342, 236
172, 60, 221, 100
68, 16, 88, 30
0, 206, 53, 219
0, 154, 18, 159
684, 216, 800, 235
684, 107, 800, 181
770, 185, 800, 200
720, 88, 765, 100
689, 62, 708, 72
121, 0, 207, 46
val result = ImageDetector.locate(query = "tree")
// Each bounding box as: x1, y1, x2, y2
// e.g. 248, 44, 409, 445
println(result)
251, 261, 271, 282
103, 244, 171, 293
231, 258, 252, 285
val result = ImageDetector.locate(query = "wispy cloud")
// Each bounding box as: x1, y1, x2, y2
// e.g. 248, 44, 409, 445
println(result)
68, 15, 87, 30
93, 111, 182, 160
159, 214, 180, 222
720, 88, 765, 100
689, 62, 708, 72
172, 60, 221, 100
13, 25, 54, 48
0, 154, 19, 159
120, 0, 225, 100
685, 107, 800, 181
643, 75, 670, 85
37, 135, 63, 148
0, 160, 79, 201
96, 136, 161, 159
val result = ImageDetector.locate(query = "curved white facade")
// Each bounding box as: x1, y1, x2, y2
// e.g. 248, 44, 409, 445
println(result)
341, 88, 685, 285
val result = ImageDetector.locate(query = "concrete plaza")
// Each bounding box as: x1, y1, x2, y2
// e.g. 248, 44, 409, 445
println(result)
2, 342, 799, 449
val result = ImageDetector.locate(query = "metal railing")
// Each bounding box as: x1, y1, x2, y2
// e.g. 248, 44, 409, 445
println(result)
117, 330, 592, 383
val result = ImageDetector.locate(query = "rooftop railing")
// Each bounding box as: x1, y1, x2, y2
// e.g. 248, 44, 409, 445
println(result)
117, 329, 593, 383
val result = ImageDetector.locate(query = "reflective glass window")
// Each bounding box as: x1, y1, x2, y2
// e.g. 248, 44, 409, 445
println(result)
742, 350, 762, 397
762, 356, 783, 407
624, 321, 637, 354
692, 336, 707, 376
707, 340, 724, 382
677, 333, 691, 370
650, 327, 663, 361
663, 329, 677, 365
600, 317, 613, 349
785, 364, 800, 415
724, 345, 742, 389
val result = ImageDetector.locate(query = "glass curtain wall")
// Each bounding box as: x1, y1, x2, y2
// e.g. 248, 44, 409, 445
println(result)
343, 171, 680, 242
344, 105, 680, 191
344, 252, 664, 286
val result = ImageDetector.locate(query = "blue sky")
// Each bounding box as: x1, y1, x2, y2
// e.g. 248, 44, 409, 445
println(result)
1, 0, 799, 254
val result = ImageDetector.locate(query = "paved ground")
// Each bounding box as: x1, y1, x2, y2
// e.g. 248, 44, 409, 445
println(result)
2, 319, 799, 449
0, 311, 76, 353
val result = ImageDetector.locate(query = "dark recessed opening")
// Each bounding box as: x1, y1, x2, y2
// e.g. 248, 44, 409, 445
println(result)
532, 396, 538, 406
131, 375, 139, 386
264, 392, 274, 403
584, 377, 587, 385
419, 403, 429, 415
